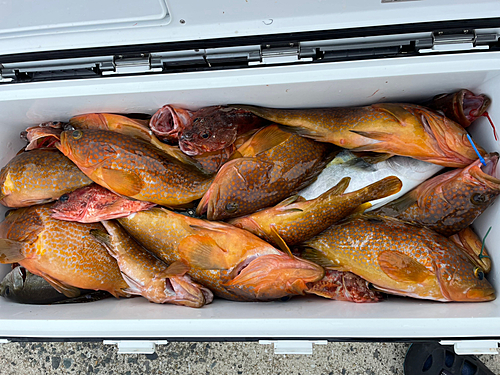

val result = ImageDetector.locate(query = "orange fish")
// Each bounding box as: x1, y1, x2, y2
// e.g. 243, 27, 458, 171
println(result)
229, 176, 401, 248
373, 153, 500, 237
302, 215, 495, 302
56, 129, 213, 207
0, 149, 92, 208
231, 103, 485, 167
449, 226, 491, 274
92, 220, 213, 307
69, 113, 151, 141
0, 204, 129, 298
197, 125, 334, 220
118, 208, 324, 301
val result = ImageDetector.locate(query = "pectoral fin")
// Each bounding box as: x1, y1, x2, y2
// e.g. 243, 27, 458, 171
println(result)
0, 239, 25, 263
300, 248, 340, 268
276, 195, 305, 207
235, 125, 290, 158
159, 261, 190, 278
178, 235, 230, 270
268, 225, 294, 259
100, 168, 143, 197
41, 273, 82, 298
350, 130, 395, 142
378, 251, 432, 283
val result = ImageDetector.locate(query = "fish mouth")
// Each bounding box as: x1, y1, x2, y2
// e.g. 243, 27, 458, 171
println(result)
469, 153, 500, 189
165, 275, 213, 307
179, 138, 202, 156
463, 91, 491, 122
150, 105, 193, 143
465, 287, 496, 301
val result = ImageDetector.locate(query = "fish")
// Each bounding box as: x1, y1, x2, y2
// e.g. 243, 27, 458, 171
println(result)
56, 129, 214, 207
149, 105, 194, 143
301, 215, 495, 302
178, 106, 267, 156
118, 208, 325, 301
197, 125, 334, 220
0, 148, 93, 208
425, 89, 492, 128
230, 103, 485, 168
21, 121, 64, 151
373, 153, 500, 237
305, 269, 383, 303
298, 150, 443, 210
0, 266, 111, 304
449, 226, 491, 274
91, 220, 213, 307
0, 204, 129, 298
229, 176, 402, 248
51, 184, 156, 223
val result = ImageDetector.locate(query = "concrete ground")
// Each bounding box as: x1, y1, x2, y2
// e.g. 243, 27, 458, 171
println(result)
0, 341, 498, 374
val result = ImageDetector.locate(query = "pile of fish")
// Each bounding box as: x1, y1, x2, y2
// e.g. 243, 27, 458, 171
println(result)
0, 88, 498, 307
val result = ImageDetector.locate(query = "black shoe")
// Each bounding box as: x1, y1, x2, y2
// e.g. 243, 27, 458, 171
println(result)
404, 342, 495, 375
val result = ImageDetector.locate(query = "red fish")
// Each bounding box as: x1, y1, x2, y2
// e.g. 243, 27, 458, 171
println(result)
149, 105, 194, 143
51, 184, 156, 223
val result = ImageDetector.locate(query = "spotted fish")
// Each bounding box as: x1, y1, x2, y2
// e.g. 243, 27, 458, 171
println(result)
118, 208, 324, 301
229, 176, 402, 248
51, 184, 156, 223
0, 204, 129, 298
197, 125, 334, 220
373, 153, 500, 237
230, 103, 485, 168
301, 215, 495, 302
0, 149, 92, 208
92, 220, 213, 307
56, 129, 213, 207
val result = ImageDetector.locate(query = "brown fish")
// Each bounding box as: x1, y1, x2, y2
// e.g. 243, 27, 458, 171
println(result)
92, 220, 213, 307
149, 105, 194, 143
301, 215, 495, 302
56, 129, 213, 207
373, 153, 500, 237
231, 103, 484, 168
178, 106, 267, 156
229, 176, 402, 248
449, 226, 491, 274
51, 184, 156, 223
425, 89, 492, 128
0, 204, 129, 298
118, 208, 324, 301
0, 148, 93, 208
197, 125, 334, 220
305, 269, 383, 303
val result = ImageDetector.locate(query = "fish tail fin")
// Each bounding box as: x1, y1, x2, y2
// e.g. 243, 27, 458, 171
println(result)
316, 177, 351, 203
0, 239, 26, 263
357, 176, 402, 203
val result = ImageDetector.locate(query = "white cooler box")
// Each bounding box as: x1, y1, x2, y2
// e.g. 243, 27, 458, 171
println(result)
1, 0, 500, 355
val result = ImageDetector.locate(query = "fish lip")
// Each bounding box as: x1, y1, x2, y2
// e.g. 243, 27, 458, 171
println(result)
468, 153, 500, 189
465, 287, 496, 301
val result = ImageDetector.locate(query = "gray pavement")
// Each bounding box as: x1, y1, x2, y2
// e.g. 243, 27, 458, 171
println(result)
0, 341, 499, 374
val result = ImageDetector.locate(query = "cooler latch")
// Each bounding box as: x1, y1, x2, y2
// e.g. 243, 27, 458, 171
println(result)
103, 340, 169, 354
101, 54, 163, 76
418, 29, 497, 53
440, 340, 500, 355
259, 340, 328, 355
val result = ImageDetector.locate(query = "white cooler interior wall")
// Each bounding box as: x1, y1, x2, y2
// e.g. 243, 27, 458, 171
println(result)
0, 51, 499, 339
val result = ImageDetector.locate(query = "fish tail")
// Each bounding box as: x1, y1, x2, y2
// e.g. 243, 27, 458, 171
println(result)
0, 239, 26, 263
358, 176, 403, 203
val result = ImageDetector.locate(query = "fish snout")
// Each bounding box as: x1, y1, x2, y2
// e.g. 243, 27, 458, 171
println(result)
168, 275, 212, 308
466, 286, 496, 302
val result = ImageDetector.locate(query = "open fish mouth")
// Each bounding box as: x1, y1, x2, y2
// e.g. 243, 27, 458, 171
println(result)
463, 91, 491, 121
150, 105, 192, 142
470, 153, 500, 189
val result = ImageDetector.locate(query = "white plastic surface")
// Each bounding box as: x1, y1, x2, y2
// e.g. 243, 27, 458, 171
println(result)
0, 52, 500, 340
0, 0, 500, 56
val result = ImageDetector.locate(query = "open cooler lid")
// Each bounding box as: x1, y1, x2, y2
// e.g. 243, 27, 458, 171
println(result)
1, 0, 500, 83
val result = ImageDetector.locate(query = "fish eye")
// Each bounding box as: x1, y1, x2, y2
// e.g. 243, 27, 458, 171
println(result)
474, 267, 485, 280
59, 194, 69, 202
201, 132, 209, 139
225, 202, 239, 213
471, 193, 487, 205
72, 130, 82, 139
4, 209, 13, 218
63, 123, 75, 131
4, 286, 9, 296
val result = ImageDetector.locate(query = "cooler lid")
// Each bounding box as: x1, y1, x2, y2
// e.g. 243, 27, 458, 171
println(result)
1, 0, 500, 57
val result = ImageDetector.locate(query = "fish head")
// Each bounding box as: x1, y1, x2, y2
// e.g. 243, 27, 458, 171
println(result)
57, 129, 117, 169
179, 108, 238, 156
51, 186, 94, 222
222, 253, 325, 301
436, 257, 495, 302
166, 275, 213, 307
149, 105, 194, 142
0, 266, 26, 301
69, 113, 107, 129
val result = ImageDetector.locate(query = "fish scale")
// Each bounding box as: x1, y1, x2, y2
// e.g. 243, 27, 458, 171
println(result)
302, 215, 495, 302
197, 125, 333, 220
0, 204, 129, 298
57, 129, 213, 206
